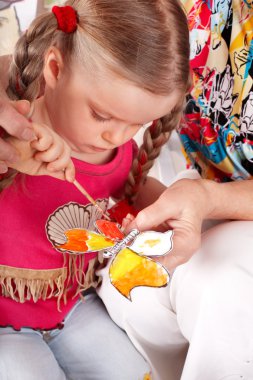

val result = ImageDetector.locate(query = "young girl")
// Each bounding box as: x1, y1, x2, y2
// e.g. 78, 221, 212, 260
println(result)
99, 1, 253, 380
0, 1, 189, 379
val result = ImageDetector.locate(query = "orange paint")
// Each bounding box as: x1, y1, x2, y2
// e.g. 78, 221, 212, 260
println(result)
112, 262, 168, 298
56, 229, 89, 252
110, 249, 169, 299
96, 219, 124, 240
56, 228, 115, 253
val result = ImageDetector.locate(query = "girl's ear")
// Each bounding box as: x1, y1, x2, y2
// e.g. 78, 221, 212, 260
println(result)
43, 47, 64, 89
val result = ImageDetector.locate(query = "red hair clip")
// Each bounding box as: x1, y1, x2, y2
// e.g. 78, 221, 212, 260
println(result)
52, 5, 78, 34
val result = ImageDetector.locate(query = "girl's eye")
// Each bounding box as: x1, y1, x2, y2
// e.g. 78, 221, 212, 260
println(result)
91, 110, 111, 123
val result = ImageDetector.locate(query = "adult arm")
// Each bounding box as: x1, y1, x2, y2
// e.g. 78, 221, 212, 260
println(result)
128, 178, 253, 272
7, 122, 75, 182
0, 55, 35, 173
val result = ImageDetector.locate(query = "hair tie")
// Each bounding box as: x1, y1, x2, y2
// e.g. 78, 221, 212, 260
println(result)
52, 5, 78, 34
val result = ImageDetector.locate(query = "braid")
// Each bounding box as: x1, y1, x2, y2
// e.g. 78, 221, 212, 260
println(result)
0, 170, 17, 192
125, 106, 183, 203
3, 12, 60, 191
7, 12, 58, 101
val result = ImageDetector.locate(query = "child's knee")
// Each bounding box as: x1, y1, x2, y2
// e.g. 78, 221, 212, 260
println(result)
0, 330, 66, 380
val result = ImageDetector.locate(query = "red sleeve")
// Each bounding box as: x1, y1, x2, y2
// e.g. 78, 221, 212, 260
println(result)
132, 138, 139, 159
108, 140, 139, 224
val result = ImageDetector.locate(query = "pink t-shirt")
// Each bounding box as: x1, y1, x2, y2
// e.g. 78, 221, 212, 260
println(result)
0, 140, 135, 330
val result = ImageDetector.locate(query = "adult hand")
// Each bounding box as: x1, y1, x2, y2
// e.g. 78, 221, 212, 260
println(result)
125, 178, 211, 272
6, 122, 75, 182
0, 98, 35, 173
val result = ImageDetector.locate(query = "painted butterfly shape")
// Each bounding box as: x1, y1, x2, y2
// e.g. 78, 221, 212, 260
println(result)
54, 219, 173, 300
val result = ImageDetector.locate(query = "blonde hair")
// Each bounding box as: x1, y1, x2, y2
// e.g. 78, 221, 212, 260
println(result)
7, 0, 190, 199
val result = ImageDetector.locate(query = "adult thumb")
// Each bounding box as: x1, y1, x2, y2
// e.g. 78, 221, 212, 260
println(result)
10, 99, 31, 117
125, 197, 172, 233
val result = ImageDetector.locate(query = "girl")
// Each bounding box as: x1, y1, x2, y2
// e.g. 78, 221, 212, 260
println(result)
0, 1, 189, 379
99, 1, 253, 380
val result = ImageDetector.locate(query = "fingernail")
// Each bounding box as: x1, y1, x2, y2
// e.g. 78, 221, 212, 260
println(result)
21, 128, 36, 141
0, 162, 8, 173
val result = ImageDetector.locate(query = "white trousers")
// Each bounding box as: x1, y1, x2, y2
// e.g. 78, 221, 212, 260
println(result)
98, 173, 253, 380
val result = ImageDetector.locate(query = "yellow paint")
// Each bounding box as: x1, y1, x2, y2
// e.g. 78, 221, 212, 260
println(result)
141, 239, 160, 248
109, 248, 169, 299
56, 229, 114, 252
87, 232, 114, 251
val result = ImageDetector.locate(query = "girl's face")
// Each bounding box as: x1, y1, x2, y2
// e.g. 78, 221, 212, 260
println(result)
42, 60, 182, 164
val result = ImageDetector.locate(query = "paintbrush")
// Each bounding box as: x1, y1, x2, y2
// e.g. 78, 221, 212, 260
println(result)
73, 179, 111, 220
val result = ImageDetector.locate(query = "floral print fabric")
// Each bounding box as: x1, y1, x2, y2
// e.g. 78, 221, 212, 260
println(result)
180, 0, 253, 181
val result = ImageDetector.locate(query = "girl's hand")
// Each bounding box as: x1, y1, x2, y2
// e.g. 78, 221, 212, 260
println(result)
125, 178, 211, 272
6, 122, 75, 182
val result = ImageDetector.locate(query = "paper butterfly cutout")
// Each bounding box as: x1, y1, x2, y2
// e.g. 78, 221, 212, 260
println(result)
54, 219, 173, 300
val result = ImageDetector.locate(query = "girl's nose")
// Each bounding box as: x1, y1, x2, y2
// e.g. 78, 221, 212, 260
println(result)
102, 125, 127, 146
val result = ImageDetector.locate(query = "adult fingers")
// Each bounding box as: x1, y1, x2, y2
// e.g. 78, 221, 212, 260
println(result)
11, 99, 31, 117
157, 225, 201, 272
126, 195, 202, 271
0, 161, 8, 173
0, 98, 34, 140
125, 197, 171, 233
0, 137, 20, 165
122, 214, 135, 231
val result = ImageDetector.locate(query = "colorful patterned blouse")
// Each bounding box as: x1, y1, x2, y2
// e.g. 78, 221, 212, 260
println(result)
179, 0, 253, 181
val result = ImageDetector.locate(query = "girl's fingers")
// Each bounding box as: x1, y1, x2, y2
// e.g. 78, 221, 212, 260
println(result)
46, 145, 75, 182
64, 160, 75, 183
38, 161, 75, 182
13, 122, 74, 181
31, 132, 54, 152
33, 140, 64, 162
31, 124, 71, 164
37, 166, 66, 180
46, 147, 71, 172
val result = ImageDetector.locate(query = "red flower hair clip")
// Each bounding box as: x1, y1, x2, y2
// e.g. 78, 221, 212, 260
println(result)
52, 5, 78, 34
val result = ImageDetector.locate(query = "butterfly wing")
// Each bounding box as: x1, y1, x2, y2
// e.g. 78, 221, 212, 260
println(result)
109, 247, 169, 300
55, 228, 115, 253
95, 219, 124, 240
130, 230, 173, 257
